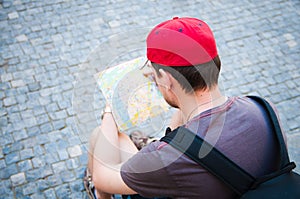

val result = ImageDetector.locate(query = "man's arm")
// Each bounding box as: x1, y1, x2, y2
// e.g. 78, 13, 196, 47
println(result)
91, 108, 138, 195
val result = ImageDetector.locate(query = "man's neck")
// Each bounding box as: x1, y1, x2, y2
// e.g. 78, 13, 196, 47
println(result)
179, 86, 227, 123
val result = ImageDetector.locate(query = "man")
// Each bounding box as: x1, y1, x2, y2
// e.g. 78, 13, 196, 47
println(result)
87, 17, 282, 198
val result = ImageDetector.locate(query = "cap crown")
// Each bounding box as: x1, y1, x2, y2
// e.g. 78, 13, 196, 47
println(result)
147, 17, 218, 66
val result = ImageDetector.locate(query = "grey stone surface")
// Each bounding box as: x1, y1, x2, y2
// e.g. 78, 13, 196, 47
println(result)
0, 0, 299, 198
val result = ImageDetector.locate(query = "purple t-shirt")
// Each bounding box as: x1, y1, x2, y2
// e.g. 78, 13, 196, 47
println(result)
121, 97, 283, 199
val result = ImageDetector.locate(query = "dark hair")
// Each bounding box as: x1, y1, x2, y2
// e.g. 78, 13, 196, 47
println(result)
151, 55, 221, 93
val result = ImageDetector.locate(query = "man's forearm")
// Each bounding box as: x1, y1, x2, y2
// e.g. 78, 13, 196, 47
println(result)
91, 111, 138, 194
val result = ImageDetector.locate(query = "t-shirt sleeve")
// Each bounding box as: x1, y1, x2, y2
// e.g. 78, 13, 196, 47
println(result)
120, 141, 178, 198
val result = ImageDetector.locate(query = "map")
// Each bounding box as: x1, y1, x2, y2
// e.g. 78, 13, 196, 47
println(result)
97, 57, 171, 136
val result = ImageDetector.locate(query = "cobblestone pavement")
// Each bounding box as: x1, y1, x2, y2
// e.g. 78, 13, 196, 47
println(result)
1, 0, 300, 198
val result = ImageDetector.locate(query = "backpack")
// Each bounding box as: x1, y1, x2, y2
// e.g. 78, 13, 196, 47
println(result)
161, 96, 300, 198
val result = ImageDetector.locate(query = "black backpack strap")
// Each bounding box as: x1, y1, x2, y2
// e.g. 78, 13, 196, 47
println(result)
161, 96, 295, 195
161, 126, 254, 195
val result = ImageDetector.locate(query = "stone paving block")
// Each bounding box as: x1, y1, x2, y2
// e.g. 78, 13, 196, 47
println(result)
66, 107, 75, 116
18, 159, 33, 172
52, 161, 66, 174
55, 183, 71, 199
32, 105, 46, 116
67, 145, 82, 158
0, 163, 18, 179
1, 49, 14, 60
12, 129, 28, 141
78, 152, 88, 165
39, 96, 52, 106
44, 142, 59, 154
8, 57, 20, 66
16, 86, 29, 95
57, 139, 69, 149
57, 148, 69, 161
11, 172, 26, 186
44, 152, 59, 165
66, 157, 79, 170
5, 151, 20, 165
36, 178, 51, 192
14, 185, 27, 199
22, 181, 37, 196
61, 170, 76, 183
34, 114, 49, 125
16, 34, 28, 42
46, 102, 59, 112
27, 126, 41, 137
28, 82, 41, 92
0, 133, 14, 146
74, 166, 86, 179
0, 147, 3, 158
45, 130, 60, 142
286, 119, 298, 132
30, 191, 45, 199
18, 134, 37, 149
15, 94, 27, 103
49, 110, 67, 120
0, 107, 7, 118
46, 174, 62, 187
44, 188, 57, 199
0, 179, 13, 198
33, 145, 44, 156
26, 166, 53, 182
51, 93, 62, 103
3, 96, 17, 107
0, 159, 6, 170
1, 73, 13, 82
8, 111, 21, 123
40, 122, 54, 134
69, 178, 84, 192
2, 145, 12, 155
0, 117, 8, 128
52, 120, 66, 130
68, 136, 81, 146
27, 91, 40, 101
0, 10, 8, 21
0, 91, 5, 100
32, 156, 46, 169
23, 117, 37, 128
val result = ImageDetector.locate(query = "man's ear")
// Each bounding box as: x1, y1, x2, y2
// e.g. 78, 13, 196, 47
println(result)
158, 69, 172, 90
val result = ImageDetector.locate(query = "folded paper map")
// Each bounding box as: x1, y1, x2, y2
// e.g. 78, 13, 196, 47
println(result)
97, 57, 171, 136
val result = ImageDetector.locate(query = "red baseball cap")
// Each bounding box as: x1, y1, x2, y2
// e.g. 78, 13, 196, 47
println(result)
146, 17, 218, 66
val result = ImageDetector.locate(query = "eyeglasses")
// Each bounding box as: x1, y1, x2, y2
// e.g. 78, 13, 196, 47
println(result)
140, 59, 156, 83
140, 59, 149, 70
